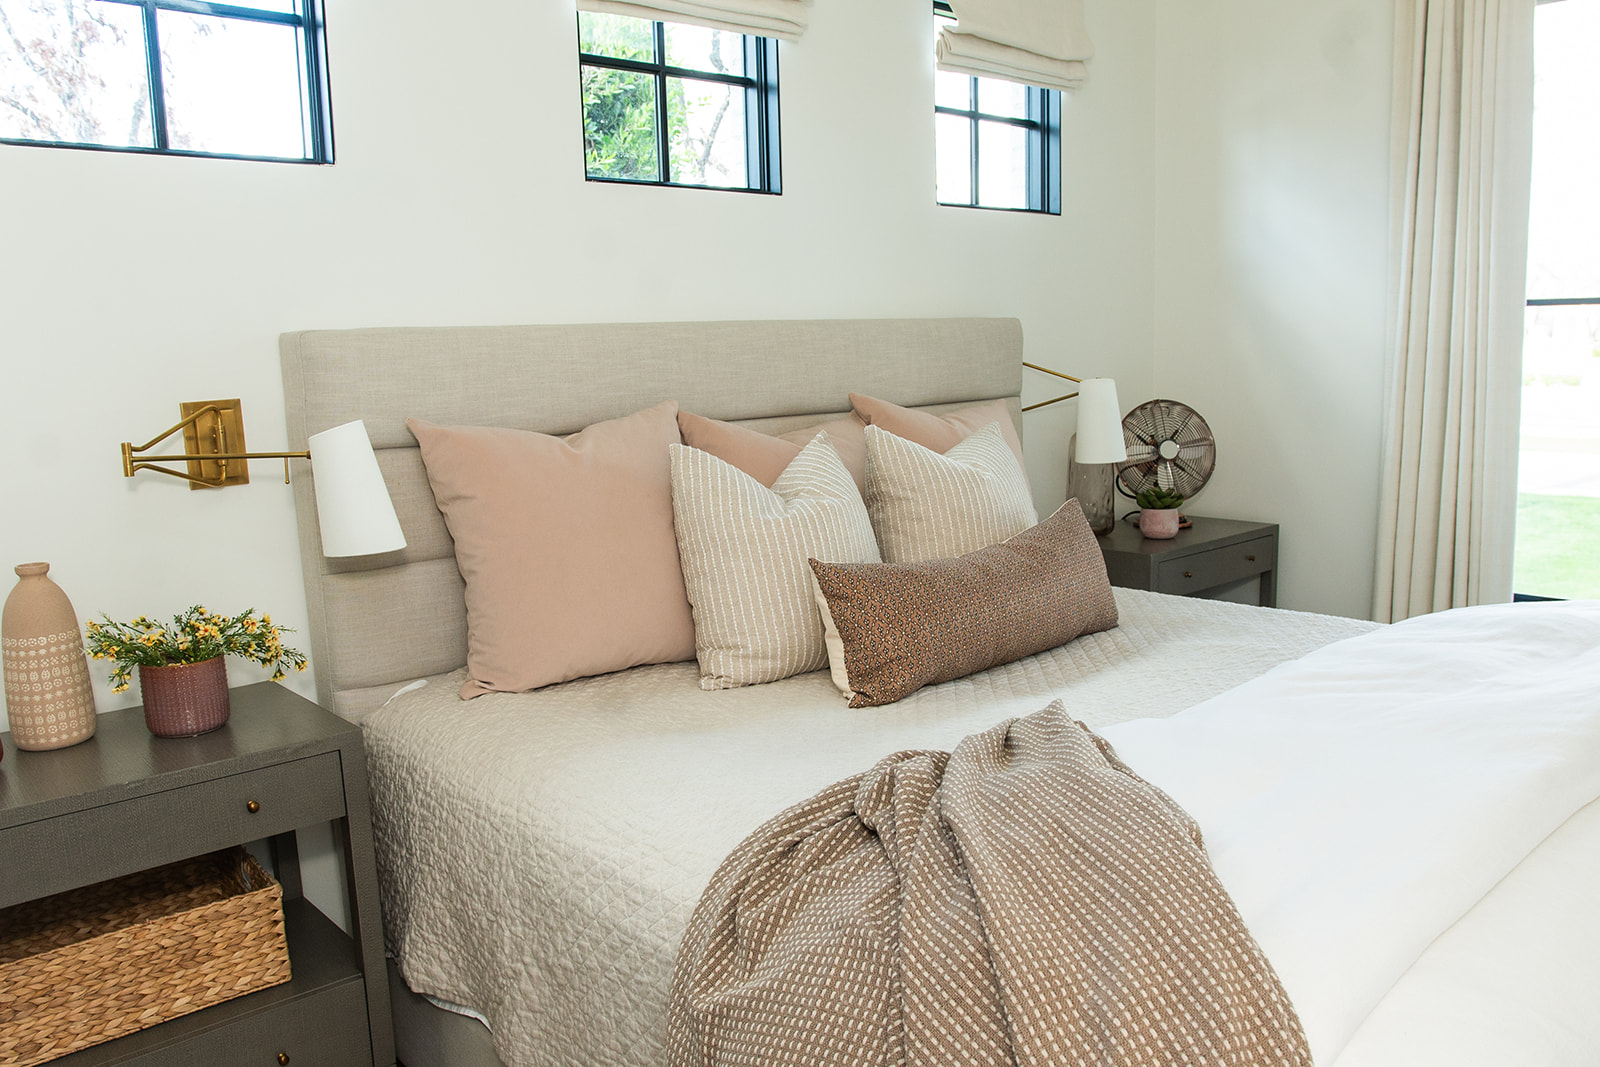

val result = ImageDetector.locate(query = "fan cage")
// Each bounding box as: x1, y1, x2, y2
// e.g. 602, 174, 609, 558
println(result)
1115, 399, 1216, 499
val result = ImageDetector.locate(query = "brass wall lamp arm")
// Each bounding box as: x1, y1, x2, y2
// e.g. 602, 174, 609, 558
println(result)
120, 400, 309, 489
1020, 362, 1084, 412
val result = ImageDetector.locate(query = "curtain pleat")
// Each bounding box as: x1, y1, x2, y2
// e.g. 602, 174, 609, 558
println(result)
936, 0, 1094, 92
578, 0, 807, 40
1374, 0, 1534, 622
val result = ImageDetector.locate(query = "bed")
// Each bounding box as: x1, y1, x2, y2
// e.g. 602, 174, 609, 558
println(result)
279, 318, 1600, 1067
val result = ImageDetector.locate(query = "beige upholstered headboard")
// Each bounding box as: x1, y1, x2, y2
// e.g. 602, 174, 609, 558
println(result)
280, 318, 1025, 722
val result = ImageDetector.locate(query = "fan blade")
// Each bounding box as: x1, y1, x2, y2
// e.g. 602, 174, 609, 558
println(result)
1165, 408, 1197, 443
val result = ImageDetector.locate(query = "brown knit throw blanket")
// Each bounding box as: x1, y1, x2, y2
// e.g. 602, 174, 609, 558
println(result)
668, 701, 1311, 1067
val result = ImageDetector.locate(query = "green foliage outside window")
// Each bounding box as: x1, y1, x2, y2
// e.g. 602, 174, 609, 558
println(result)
581, 65, 690, 182
578, 12, 750, 188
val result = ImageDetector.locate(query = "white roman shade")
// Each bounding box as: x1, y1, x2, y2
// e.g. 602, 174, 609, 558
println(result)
579, 0, 807, 40
937, 0, 1093, 92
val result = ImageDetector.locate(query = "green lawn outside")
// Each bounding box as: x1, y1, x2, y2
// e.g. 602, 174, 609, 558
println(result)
1515, 494, 1600, 600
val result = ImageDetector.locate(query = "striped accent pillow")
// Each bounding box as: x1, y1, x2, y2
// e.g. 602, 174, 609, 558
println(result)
865, 422, 1038, 563
671, 434, 881, 689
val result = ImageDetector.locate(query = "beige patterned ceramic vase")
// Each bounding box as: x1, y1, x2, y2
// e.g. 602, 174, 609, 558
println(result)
2, 562, 97, 750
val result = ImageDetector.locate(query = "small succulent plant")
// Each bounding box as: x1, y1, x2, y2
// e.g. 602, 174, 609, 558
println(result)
1135, 486, 1185, 510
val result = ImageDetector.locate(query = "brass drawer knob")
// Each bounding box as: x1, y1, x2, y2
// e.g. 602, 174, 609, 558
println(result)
1246, 554, 1257, 562
1184, 571, 1193, 579
246, 800, 261, 814
277, 1054, 290, 1065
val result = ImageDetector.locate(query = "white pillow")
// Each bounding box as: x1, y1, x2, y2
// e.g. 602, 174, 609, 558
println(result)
671, 433, 881, 689
864, 422, 1038, 563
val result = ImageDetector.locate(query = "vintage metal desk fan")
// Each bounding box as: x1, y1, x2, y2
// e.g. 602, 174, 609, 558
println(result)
1116, 399, 1217, 524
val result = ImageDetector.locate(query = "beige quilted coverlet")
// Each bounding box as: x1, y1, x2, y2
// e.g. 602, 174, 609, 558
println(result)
364, 589, 1374, 1067
669, 703, 1311, 1066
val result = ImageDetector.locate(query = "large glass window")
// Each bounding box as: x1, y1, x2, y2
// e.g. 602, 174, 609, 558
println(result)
933, 3, 1060, 214
0, 0, 333, 162
578, 12, 780, 194
1515, 0, 1600, 600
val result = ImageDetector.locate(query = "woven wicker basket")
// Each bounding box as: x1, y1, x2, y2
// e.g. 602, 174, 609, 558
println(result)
0, 848, 291, 1066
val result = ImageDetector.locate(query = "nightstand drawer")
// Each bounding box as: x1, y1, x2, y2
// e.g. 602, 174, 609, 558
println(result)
1155, 536, 1275, 595
73, 979, 371, 1067
0, 752, 346, 907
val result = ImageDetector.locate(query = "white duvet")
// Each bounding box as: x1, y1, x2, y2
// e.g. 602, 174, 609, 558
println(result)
1105, 598, 1600, 1064
364, 590, 1600, 1066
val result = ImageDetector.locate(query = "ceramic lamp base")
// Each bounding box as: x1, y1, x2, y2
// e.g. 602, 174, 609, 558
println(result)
140, 657, 231, 737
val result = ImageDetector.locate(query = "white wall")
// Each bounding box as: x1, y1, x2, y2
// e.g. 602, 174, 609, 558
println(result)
1150, 0, 1397, 618
0, 0, 1157, 732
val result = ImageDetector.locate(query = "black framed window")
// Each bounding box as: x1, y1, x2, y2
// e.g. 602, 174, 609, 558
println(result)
933, 3, 1059, 214
577, 11, 780, 194
0, 0, 333, 163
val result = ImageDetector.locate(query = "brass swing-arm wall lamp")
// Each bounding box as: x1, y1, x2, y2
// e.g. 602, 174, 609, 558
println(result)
1020, 363, 1128, 535
1020, 362, 1083, 412
120, 400, 306, 489
119, 399, 406, 558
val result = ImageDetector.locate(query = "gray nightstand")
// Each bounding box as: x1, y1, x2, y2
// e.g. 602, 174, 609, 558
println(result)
0, 683, 395, 1067
1098, 516, 1279, 607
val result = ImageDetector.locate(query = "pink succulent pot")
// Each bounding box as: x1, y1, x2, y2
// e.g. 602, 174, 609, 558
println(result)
1139, 508, 1181, 539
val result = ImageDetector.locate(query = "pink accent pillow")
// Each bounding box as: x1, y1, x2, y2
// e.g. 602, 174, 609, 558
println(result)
677, 410, 868, 490
409, 401, 696, 699
849, 394, 1028, 474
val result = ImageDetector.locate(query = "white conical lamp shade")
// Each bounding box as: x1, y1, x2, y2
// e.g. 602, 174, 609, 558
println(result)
309, 420, 406, 558
1073, 378, 1127, 464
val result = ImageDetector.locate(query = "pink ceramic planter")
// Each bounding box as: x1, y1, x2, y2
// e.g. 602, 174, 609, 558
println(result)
1139, 509, 1181, 540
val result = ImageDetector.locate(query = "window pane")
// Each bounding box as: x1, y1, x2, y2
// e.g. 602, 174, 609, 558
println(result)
664, 22, 743, 77
935, 111, 971, 205
667, 76, 745, 187
578, 12, 654, 62
977, 77, 1027, 119
977, 119, 1027, 208
0, 0, 153, 147
1526, 1, 1600, 300
583, 65, 659, 181
158, 11, 308, 158
935, 70, 971, 111
1516, 303, 1600, 598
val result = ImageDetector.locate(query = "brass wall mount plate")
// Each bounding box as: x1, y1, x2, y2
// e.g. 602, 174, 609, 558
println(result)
179, 399, 249, 490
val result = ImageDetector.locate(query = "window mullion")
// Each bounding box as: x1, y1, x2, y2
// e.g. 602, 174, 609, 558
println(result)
299, 0, 326, 161
1025, 88, 1040, 211
142, 0, 169, 151
967, 76, 979, 207
654, 22, 670, 183
744, 35, 762, 190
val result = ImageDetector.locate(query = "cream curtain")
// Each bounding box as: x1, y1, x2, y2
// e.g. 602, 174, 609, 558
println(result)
1373, 0, 1535, 623
578, 0, 807, 40
936, 0, 1094, 92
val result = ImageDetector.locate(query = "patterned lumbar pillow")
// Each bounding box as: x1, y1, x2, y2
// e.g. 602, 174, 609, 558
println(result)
671, 433, 881, 689
809, 499, 1118, 707
864, 421, 1038, 563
